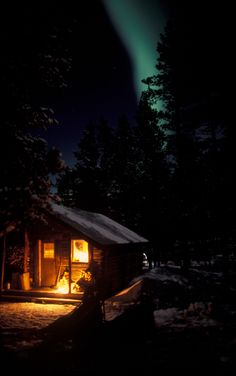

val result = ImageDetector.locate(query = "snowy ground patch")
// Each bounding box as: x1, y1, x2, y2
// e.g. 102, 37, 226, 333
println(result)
154, 303, 218, 329
0, 302, 76, 330
0, 302, 76, 351
104, 264, 230, 331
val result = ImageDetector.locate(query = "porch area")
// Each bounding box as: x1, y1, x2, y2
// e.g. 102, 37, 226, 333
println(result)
0, 286, 83, 305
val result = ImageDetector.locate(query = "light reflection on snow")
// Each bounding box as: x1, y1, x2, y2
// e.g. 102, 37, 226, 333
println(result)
0, 302, 77, 351
0, 302, 76, 330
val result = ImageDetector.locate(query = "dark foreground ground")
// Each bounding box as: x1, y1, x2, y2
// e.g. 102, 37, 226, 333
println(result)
1, 264, 236, 375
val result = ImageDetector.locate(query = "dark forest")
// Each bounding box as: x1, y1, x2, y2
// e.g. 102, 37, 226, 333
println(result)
1, 1, 236, 373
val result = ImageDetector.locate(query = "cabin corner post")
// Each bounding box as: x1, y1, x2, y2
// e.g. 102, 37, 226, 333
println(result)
38, 240, 42, 287
69, 239, 72, 294
0, 235, 6, 291
89, 244, 95, 292
89, 244, 94, 272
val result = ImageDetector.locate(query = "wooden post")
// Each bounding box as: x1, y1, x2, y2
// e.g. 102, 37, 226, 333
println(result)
69, 240, 72, 294
90, 244, 94, 275
0, 236, 6, 291
19, 229, 31, 290
38, 240, 42, 287
24, 230, 30, 273
89, 244, 95, 292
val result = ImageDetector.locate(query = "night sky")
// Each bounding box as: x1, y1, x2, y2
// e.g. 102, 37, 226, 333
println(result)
6, 0, 231, 166
33, 0, 169, 166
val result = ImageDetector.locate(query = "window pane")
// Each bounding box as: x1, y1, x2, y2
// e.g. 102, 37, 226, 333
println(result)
72, 240, 88, 262
43, 242, 54, 259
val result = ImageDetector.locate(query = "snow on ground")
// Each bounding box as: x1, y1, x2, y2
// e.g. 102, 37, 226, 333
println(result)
134, 264, 190, 285
104, 266, 221, 328
1, 264, 235, 373
0, 302, 76, 351
0, 265, 230, 354
154, 303, 218, 329
0, 302, 76, 330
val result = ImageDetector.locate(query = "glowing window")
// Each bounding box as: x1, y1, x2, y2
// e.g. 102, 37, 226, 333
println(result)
43, 242, 54, 258
71, 240, 88, 263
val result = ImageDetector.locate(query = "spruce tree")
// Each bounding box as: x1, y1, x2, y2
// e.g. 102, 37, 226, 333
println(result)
106, 114, 136, 225
71, 122, 101, 211
0, 4, 73, 236
135, 91, 168, 241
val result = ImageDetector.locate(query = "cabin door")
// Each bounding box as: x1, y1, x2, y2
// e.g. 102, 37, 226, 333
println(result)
41, 241, 56, 287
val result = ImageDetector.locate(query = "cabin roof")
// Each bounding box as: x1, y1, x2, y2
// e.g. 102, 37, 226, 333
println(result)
49, 203, 148, 246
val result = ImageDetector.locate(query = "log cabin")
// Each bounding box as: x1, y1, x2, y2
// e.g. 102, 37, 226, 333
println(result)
25, 203, 149, 299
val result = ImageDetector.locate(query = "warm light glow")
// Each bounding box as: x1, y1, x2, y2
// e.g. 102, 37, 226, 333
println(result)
56, 281, 77, 294
43, 242, 54, 258
56, 270, 70, 293
72, 240, 89, 262
56, 281, 90, 294
57, 285, 69, 294
55, 269, 92, 294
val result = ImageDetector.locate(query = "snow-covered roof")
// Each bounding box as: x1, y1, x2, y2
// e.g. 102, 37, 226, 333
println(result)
49, 203, 148, 246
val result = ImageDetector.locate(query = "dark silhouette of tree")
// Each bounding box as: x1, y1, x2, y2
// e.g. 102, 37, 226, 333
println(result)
132, 91, 169, 266
142, 19, 197, 245
140, 2, 236, 265
96, 118, 116, 215
0, 4, 74, 236
57, 167, 77, 207
102, 114, 137, 224
134, 92, 167, 237
72, 122, 101, 212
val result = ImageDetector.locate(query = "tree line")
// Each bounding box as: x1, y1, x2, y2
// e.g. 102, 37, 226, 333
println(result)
1, 2, 235, 267
57, 4, 236, 265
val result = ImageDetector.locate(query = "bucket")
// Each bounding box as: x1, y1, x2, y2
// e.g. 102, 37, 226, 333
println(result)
20, 272, 31, 290
4, 282, 10, 290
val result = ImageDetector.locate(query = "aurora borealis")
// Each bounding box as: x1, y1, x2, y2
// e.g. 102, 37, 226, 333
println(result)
103, 0, 166, 100
10, 1, 168, 166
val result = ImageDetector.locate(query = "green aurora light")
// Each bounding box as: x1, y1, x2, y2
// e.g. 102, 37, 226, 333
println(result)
103, 0, 166, 101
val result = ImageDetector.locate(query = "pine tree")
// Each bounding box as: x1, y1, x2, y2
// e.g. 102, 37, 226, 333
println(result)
141, 15, 210, 243
71, 122, 101, 211
0, 4, 73, 236
56, 167, 76, 207
105, 114, 136, 224
134, 91, 168, 241
96, 118, 115, 215
141, 3, 236, 265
